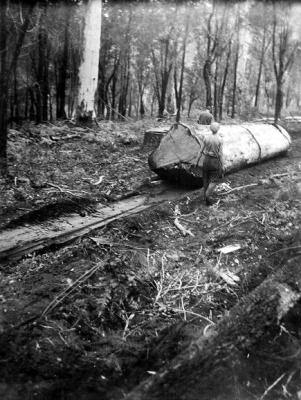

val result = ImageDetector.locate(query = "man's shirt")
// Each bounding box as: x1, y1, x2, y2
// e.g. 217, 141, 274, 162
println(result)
203, 133, 223, 159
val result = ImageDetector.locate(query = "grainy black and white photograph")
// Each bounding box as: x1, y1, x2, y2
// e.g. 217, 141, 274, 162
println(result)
0, 0, 300, 399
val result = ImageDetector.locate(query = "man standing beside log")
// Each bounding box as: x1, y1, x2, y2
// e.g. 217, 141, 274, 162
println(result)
202, 122, 224, 205
197, 108, 214, 125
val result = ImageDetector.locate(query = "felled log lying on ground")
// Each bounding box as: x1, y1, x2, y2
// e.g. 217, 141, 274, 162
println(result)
149, 122, 291, 187
126, 251, 301, 400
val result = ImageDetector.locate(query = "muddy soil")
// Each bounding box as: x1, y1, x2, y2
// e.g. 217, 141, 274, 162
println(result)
0, 120, 300, 400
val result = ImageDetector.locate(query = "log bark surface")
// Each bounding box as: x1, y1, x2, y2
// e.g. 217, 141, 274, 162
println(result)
126, 253, 301, 400
149, 122, 291, 187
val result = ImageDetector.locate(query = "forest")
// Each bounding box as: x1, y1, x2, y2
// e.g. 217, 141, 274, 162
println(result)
0, 1, 301, 400
1, 0, 301, 172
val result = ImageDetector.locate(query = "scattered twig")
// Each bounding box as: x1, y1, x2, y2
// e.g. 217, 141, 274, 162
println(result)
220, 183, 258, 195
259, 373, 286, 400
46, 182, 65, 192
41, 260, 105, 317
181, 297, 186, 321
174, 218, 194, 237
154, 255, 166, 304
270, 173, 289, 179
221, 173, 291, 196
122, 313, 135, 340
46, 182, 88, 198
98, 98, 133, 122
89, 236, 147, 251
270, 245, 301, 255
92, 176, 104, 185
170, 308, 215, 325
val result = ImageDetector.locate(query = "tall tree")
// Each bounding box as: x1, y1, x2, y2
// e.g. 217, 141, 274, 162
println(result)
254, 16, 269, 109
0, 2, 36, 175
75, 0, 102, 121
174, 16, 189, 122
36, 5, 49, 123
271, 4, 297, 123
151, 28, 174, 118
56, 6, 72, 119
218, 38, 232, 120
202, 2, 229, 115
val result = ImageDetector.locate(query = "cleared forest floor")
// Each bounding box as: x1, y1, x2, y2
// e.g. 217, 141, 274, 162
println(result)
0, 118, 300, 400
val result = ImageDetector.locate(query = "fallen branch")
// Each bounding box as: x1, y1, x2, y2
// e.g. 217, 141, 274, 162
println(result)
221, 173, 290, 196
50, 134, 81, 141
270, 245, 301, 255
46, 182, 88, 198
170, 308, 215, 325
89, 236, 147, 251
173, 218, 194, 237
220, 183, 258, 195
270, 173, 289, 179
259, 373, 286, 400
41, 260, 106, 317
92, 176, 104, 185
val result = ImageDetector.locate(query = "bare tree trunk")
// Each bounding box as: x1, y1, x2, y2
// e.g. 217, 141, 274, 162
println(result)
57, 7, 71, 119
213, 59, 219, 120
274, 79, 283, 122
151, 36, 173, 118
12, 63, 20, 126
36, 6, 49, 123
203, 59, 212, 112
271, 4, 296, 123
111, 75, 117, 120
0, 1, 8, 174
139, 93, 145, 118
254, 28, 266, 109
231, 45, 239, 119
128, 83, 132, 118
75, 0, 102, 122
219, 41, 231, 121
0, 2, 36, 174
118, 57, 130, 119
175, 19, 189, 123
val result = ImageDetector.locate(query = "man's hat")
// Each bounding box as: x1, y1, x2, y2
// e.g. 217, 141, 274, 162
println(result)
210, 122, 220, 133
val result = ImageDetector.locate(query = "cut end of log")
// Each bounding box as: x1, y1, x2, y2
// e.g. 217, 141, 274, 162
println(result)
142, 127, 170, 151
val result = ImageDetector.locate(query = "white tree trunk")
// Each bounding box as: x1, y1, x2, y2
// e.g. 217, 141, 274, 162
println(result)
76, 0, 102, 119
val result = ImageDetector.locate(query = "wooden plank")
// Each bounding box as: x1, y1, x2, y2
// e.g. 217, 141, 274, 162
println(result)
0, 185, 196, 265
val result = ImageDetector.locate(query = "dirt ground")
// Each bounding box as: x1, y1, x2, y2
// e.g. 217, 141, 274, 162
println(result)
0, 118, 300, 400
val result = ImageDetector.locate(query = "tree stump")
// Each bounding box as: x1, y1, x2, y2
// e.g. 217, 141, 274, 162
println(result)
142, 127, 170, 152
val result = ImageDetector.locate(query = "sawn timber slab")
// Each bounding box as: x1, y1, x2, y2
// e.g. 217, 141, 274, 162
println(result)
0, 186, 196, 265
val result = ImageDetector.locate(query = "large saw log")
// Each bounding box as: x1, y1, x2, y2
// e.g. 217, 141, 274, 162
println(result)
149, 123, 291, 187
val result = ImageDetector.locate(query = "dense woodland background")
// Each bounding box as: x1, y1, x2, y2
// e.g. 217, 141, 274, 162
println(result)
0, 0, 301, 171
